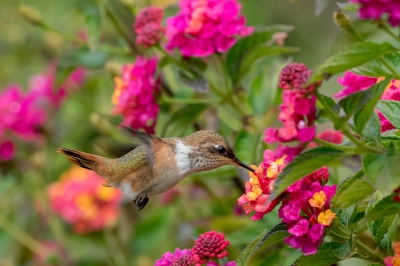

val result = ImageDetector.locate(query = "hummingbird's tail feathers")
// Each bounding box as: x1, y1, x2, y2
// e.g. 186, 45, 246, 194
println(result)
57, 148, 100, 171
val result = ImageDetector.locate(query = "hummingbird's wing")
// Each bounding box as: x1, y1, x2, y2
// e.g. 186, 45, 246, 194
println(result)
118, 125, 165, 172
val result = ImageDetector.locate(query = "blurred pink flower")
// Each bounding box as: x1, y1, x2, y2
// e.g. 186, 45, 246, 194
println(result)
155, 248, 193, 266
308, 130, 343, 148
0, 140, 14, 161
134, 7, 165, 48
166, 0, 253, 57
112, 56, 160, 134
350, 0, 400, 26
47, 167, 122, 233
33, 241, 69, 266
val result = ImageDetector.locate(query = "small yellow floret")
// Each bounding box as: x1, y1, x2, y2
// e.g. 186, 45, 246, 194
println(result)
97, 186, 116, 202
246, 185, 262, 201
318, 209, 336, 226
309, 191, 327, 209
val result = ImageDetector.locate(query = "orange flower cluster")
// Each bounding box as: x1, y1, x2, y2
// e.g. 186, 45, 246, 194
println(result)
47, 167, 122, 233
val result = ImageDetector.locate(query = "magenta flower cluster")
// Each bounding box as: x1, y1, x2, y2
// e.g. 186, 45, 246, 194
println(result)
280, 167, 337, 255
351, 0, 400, 27
111, 56, 160, 134
264, 63, 319, 145
155, 231, 235, 266
0, 66, 84, 161
165, 0, 253, 57
335, 71, 400, 132
134, 7, 165, 48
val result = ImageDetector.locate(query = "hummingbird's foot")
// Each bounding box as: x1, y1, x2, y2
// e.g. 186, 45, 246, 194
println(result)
134, 191, 149, 210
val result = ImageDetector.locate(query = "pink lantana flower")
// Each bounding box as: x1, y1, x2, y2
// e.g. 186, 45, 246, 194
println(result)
47, 167, 122, 233
165, 0, 253, 57
350, 0, 400, 27
112, 56, 160, 134
155, 248, 193, 266
134, 7, 165, 48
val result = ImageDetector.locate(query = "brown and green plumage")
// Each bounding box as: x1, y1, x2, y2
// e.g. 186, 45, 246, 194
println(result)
58, 129, 254, 210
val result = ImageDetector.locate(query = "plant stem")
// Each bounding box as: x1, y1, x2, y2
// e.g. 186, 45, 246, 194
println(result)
378, 58, 400, 79
314, 137, 355, 152
0, 213, 49, 258
161, 96, 221, 105
42, 23, 130, 55
355, 240, 384, 263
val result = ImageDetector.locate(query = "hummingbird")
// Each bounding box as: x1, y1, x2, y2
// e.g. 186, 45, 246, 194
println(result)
57, 128, 255, 210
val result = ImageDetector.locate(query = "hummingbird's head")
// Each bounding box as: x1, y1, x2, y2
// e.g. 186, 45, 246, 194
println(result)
184, 130, 255, 173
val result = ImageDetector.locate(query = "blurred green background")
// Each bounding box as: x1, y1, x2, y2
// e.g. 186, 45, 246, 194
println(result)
0, 0, 389, 265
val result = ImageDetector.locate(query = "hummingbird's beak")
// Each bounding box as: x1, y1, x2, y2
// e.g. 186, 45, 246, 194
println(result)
234, 158, 255, 172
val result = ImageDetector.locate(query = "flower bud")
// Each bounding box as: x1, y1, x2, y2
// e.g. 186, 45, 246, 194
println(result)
333, 11, 352, 31
19, 4, 42, 26
105, 61, 122, 77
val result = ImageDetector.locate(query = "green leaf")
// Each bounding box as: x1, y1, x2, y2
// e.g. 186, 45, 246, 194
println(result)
370, 215, 397, 244
363, 141, 400, 193
362, 113, 381, 144
332, 170, 375, 209
236, 223, 289, 266
270, 147, 345, 201
376, 100, 400, 129
339, 77, 391, 123
217, 107, 242, 131
83, 6, 101, 51
309, 42, 395, 83
252, 223, 290, 256
367, 264, 385, 266
161, 104, 208, 137
59, 47, 108, 70
379, 215, 397, 254
226, 25, 294, 83
353, 78, 391, 134
293, 242, 354, 266
352, 52, 400, 78
234, 130, 256, 164
337, 2, 360, 12
338, 204, 359, 227
178, 67, 209, 92
239, 45, 299, 78
365, 191, 400, 221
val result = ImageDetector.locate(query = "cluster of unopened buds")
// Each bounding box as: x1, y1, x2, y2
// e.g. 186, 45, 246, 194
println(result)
134, 7, 165, 48
155, 231, 235, 266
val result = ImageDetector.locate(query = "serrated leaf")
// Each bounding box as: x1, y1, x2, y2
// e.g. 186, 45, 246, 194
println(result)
309, 42, 395, 83
236, 223, 289, 266
161, 104, 208, 137
363, 141, 400, 193
353, 78, 391, 133
293, 242, 351, 266
379, 215, 397, 254
239, 45, 299, 78
178, 67, 209, 92
226, 25, 294, 84
353, 52, 400, 78
340, 77, 391, 123
270, 147, 345, 201
365, 192, 400, 221
362, 113, 381, 144
376, 100, 400, 129
332, 170, 375, 209
338, 204, 359, 227
371, 215, 397, 244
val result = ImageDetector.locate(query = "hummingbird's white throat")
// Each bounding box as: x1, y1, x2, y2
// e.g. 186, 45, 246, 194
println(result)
175, 141, 192, 176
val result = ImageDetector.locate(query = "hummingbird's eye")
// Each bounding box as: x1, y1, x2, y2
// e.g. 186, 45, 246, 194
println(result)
217, 146, 226, 155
